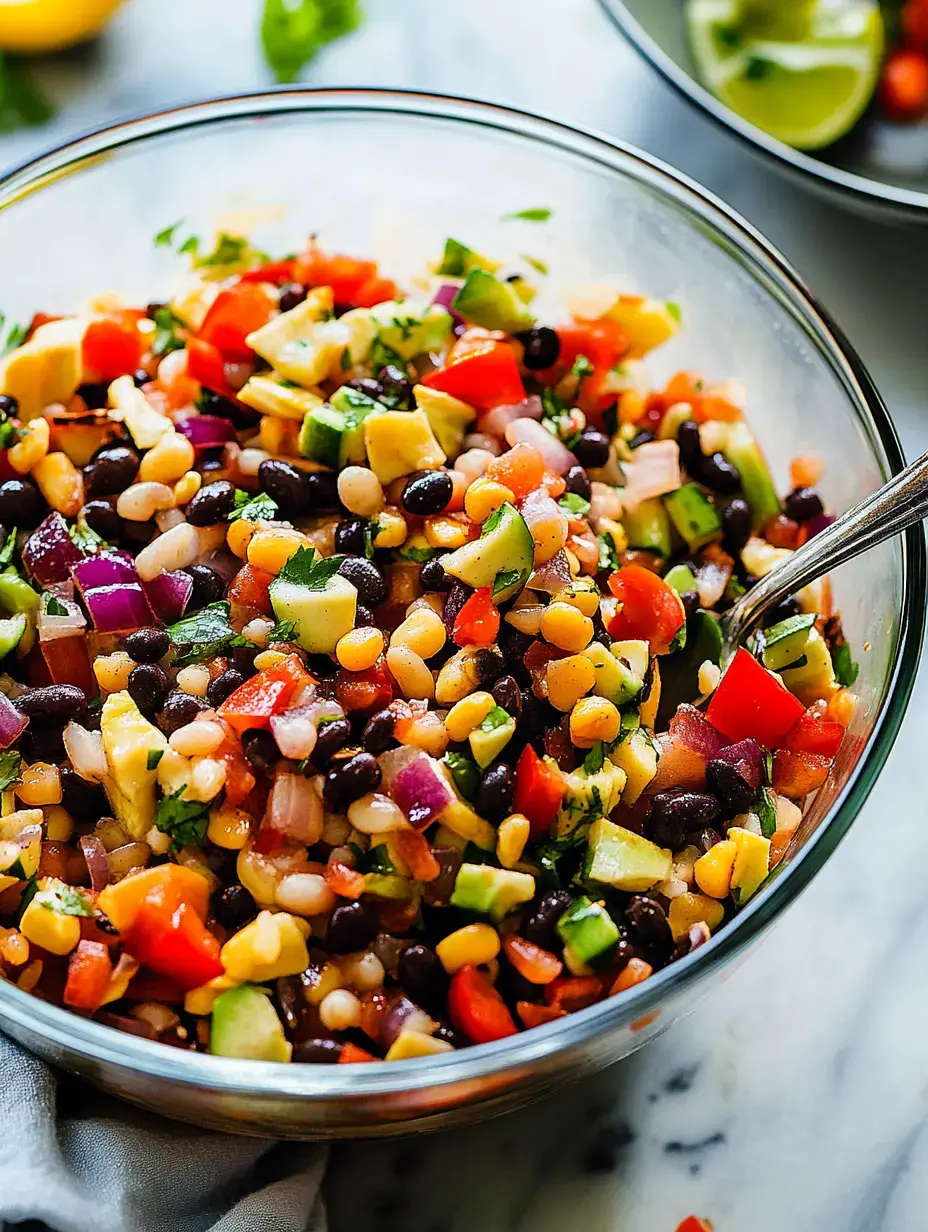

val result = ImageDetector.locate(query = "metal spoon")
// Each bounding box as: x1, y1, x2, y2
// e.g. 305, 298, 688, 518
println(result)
720, 451, 928, 663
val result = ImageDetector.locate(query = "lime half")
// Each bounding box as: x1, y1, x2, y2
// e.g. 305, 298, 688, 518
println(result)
687, 0, 885, 150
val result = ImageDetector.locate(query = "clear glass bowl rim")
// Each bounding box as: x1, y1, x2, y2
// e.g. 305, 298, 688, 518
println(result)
0, 87, 922, 1101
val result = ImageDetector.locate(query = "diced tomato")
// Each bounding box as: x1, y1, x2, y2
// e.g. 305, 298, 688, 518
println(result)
339, 1042, 377, 1063
609, 957, 653, 995
421, 341, 525, 412
486, 442, 545, 500
125, 881, 223, 991
82, 318, 144, 384
449, 964, 519, 1044
782, 709, 844, 758
335, 657, 394, 715
292, 245, 396, 308
453, 587, 500, 647
392, 829, 440, 882
707, 648, 805, 748
606, 565, 686, 653
198, 282, 277, 361
544, 976, 604, 1012
516, 1001, 568, 1029
513, 745, 567, 837
675, 1218, 713, 1232
63, 940, 112, 1011
772, 748, 831, 799
351, 276, 398, 308
214, 729, 257, 807
185, 337, 237, 399
503, 935, 563, 985
238, 259, 298, 285
881, 47, 928, 119
325, 861, 366, 900
228, 563, 274, 615
217, 654, 311, 734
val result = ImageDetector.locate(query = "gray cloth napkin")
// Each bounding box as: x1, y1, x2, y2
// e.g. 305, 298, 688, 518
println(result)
0, 1032, 328, 1232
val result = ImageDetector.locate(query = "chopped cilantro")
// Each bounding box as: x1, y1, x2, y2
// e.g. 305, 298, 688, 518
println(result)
269, 618, 298, 643
146, 749, 164, 771
583, 742, 607, 775
370, 338, 407, 374
361, 844, 398, 876
168, 601, 245, 668
196, 232, 249, 269
503, 207, 552, 222
178, 234, 201, 256
521, 254, 549, 276
481, 504, 506, 537
69, 512, 108, 554
41, 592, 68, 617
598, 533, 620, 573
0, 750, 22, 792
479, 705, 511, 733
535, 829, 586, 889
571, 354, 594, 381
261, 0, 362, 82
666, 301, 682, 324
228, 490, 279, 523
153, 787, 209, 851
35, 879, 94, 917
275, 545, 344, 590
0, 311, 26, 360
754, 786, 777, 839
151, 306, 186, 357
0, 53, 55, 134
155, 220, 184, 247
492, 568, 521, 600
444, 751, 480, 802
833, 642, 859, 687
559, 493, 591, 517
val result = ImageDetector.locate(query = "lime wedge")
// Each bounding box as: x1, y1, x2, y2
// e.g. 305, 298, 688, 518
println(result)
687, 0, 885, 150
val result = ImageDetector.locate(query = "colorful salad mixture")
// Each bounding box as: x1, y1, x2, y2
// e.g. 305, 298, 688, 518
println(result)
0, 225, 857, 1064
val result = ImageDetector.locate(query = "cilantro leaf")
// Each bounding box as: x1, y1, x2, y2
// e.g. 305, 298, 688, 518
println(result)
571, 354, 594, 381
0, 54, 55, 134
178, 234, 201, 256
151, 306, 186, 357
228, 490, 279, 523
168, 601, 245, 668
155, 220, 184, 247
0, 311, 26, 360
503, 208, 552, 222
583, 742, 607, 775
261, 0, 362, 83
269, 618, 298, 643
492, 568, 521, 600
833, 642, 859, 687
196, 232, 249, 269
69, 512, 108, 554
364, 520, 381, 559
559, 492, 590, 517
153, 787, 209, 851
275, 545, 345, 590
444, 751, 480, 802
399, 545, 435, 565
481, 504, 507, 537
35, 879, 94, 917
0, 750, 22, 792
754, 786, 778, 839
666, 301, 682, 324
146, 749, 164, 771
598, 533, 620, 572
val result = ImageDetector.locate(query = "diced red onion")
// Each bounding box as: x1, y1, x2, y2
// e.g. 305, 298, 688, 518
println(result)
0, 691, 27, 749
223, 362, 253, 393
392, 754, 456, 830
380, 995, 436, 1049
107, 842, 150, 882
71, 550, 137, 593
176, 415, 237, 450
462, 432, 502, 456
79, 834, 110, 893
83, 583, 155, 634
431, 283, 466, 330
479, 395, 542, 437
23, 513, 84, 586
63, 722, 107, 781
377, 744, 422, 789
270, 710, 318, 760
807, 513, 835, 539
528, 549, 573, 596
143, 569, 193, 623
670, 705, 727, 759
505, 418, 577, 474
520, 489, 569, 557
622, 440, 682, 508
264, 772, 323, 844
716, 738, 764, 790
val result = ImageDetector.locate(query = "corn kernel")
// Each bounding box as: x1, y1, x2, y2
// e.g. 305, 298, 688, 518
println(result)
227, 518, 256, 558
139, 432, 195, 485
252, 650, 288, 671
9, 417, 50, 475
424, 515, 471, 549
372, 507, 407, 549
497, 814, 530, 869
826, 687, 857, 727
540, 601, 594, 653
94, 650, 136, 693
569, 696, 621, 747
444, 691, 495, 742
32, 452, 84, 516
0, 928, 29, 966
16, 763, 62, 807
390, 608, 446, 660
173, 470, 202, 505
546, 654, 597, 711
386, 646, 435, 701
694, 840, 737, 899
237, 844, 281, 906
20, 895, 81, 955
43, 805, 73, 842
436, 922, 501, 973
464, 478, 514, 523
668, 892, 725, 942
247, 527, 308, 575
559, 579, 600, 617
207, 808, 252, 850
336, 627, 385, 672
435, 648, 481, 705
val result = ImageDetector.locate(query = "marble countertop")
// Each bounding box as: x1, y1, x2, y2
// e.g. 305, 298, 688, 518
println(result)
4, 2, 928, 1229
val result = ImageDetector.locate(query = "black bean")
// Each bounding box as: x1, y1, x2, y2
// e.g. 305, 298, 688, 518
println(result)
629, 428, 656, 450
764, 596, 801, 626
311, 718, 351, 771
241, 728, 280, 772
186, 480, 237, 526
705, 758, 757, 815
278, 282, 306, 313
402, 471, 453, 516
212, 884, 256, 931
230, 645, 259, 679
722, 497, 752, 554
565, 465, 592, 502
491, 674, 522, 718
122, 626, 170, 663
127, 663, 169, 716
680, 590, 701, 621
334, 518, 369, 556
307, 470, 342, 512
84, 445, 139, 497
625, 896, 675, 967
0, 395, 18, 416
473, 647, 506, 686
432, 1023, 468, 1050
473, 762, 514, 824
646, 790, 720, 850
184, 564, 226, 611
76, 382, 109, 410
376, 364, 412, 409
326, 901, 378, 953
258, 459, 313, 520
305, 653, 339, 680
354, 603, 376, 628
198, 388, 259, 431
22, 725, 65, 764
346, 377, 386, 401
524, 889, 573, 949
362, 708, 395, 755
0, 478, 44, 528
686, 826, 725, 856
15, 684, 85, 729
572, 428, 611, 469
337, 556, 388, 606
81, 499, 121, 541
132, 369, 152, 388
159, 689, 207, 736
700, 452, 741, 495
677, 420, 704, 478
397, 944, 448, 1011
441, 580, 472, 638
293, 1038, 343, 1064
419, 556, 450, 592
120, 518, 156, 548
60, 768, 109, 826
783, 486, 824, 524
514, 326, 560, 370
323, 750, 381, 812
207, 668, 244, 708
497, 621, 533, 666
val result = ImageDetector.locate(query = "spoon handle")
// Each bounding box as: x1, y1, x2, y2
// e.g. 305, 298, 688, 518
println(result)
724, 449, 928, 640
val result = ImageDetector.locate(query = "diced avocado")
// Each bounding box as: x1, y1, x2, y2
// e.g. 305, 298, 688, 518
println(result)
101, 691, 169, 840
0, 572, 38, 615
269, 573, 358, 655
436, 238, 495, 277
780, 628, 836, 704
664, 563, 697, 594
761, 613, 816, 672
450, 862, 535, 922
440, 502, 532, 602
451, 270, 535, 334
723, 422, 781, 530
638, 658, 661, 730
0, 317, 83, 421
0, 612, 26, 659
554, 762, 627, 839
336, 306, 379, 365
611, 639, 650, 680
210, 984, 292, 1062
245, 287, 333, 367
663, 484, 722, 550
604, 295, 681, 359
657, 610, 723, 726
413, 384, 476, 458
608, 728, 658, 805
468, 706, 516, 769
556, 896, 620, 966
237, 374, 324, 421
581, 642, 643, 707
728, 826, 771, 906
364, 409, 446, 485
438, 800, 497, 851
298, 405, 346, 469
369, 300, 453, 360
622, 497, 672, 556
583, 817, 672, 892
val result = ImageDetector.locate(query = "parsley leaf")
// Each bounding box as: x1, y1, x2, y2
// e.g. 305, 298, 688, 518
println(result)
153, 787, 209, 851
833, 642, 860, 687
492, 568, 521, 600
146, 749, 164, 771
155, 220, 184, 247
275, 545, 345, 590
168, 601, 245, 668
559, 492, 591, 517
151, 306, 186, 357
399, 545, 435, 565
228, 490, 279, 523
597, 533, 620, 572
0, 54, 55, 134
481, 504, 507, 537
0, 750, 22, 792
41, 592, 68, 617
35, 879, 94, 917
261, 0, 362, 83
583, 742, 606, 775
753, 786, 777, 839
503, 207, 552, 222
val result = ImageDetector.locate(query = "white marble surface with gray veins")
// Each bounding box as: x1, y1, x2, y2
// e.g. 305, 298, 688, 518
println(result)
5, 2, 928, 1229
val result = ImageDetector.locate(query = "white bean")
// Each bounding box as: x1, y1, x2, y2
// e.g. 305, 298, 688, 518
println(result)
135, 522, 200, 582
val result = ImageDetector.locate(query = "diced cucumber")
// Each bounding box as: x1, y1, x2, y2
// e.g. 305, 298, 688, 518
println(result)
554, 762, 627, 840
780, 628, 836, 702
556, 896, 620, 966
210, 984, 292, 1062
761, 613, 816, 672
0, 612, 26, 659
664, 563, 697, 594
0, 570, 39, 614
369, 300, 453, 360
451, 270, 535, 334
450, 863, 535, 922
298, 405, 345, 469
611, 639, 650, 680
663, 484, 722, 550
436, 238, 488, 277
583, 817, 671, 892
268, 574, 358, 655
622, 497, 672, 556
364, 873, 413, 900
440, 502, 532, 603
723, 422, 780, 530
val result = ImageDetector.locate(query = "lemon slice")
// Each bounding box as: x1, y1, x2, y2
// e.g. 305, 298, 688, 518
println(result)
687, 0, 885, 150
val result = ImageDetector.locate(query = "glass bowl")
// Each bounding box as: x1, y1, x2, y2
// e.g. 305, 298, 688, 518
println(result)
0, 90, 921, 1139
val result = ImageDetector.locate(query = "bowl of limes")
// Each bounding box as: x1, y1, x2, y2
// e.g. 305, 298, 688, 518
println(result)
598, 0, 928, 221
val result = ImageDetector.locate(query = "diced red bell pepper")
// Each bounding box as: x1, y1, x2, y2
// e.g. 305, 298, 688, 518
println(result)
452, 586, 500, 647
325, 861, 367, 900
217, 653, 312, 734
228, 563, 274, 615
772, 748, 831, 799
198, 282, 277, 361
125, 881, 223, 991
335, 658, 394, 715
707, 647, 806, 748
392, 828, 441, 882
351, 276, 398, 308
545, 976, 605, 1012
448, 964, 519, 1044
339, 1041, 377, 1063
215, 732, 257, 808
513, 745, 567, 837
82, 318, 144, 384
675, 1218, 713, 1232
516, 1001, 568, 1029
291, 246, 397, 307
606, 565, 686, 653
782, 709, 844, 758
421, 341, 525, 412
545, 317, 628, 414
238, 259, 298, 285
503, 934, 563, 985
63, 939, 112, 1011
185, 337, 237, 399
